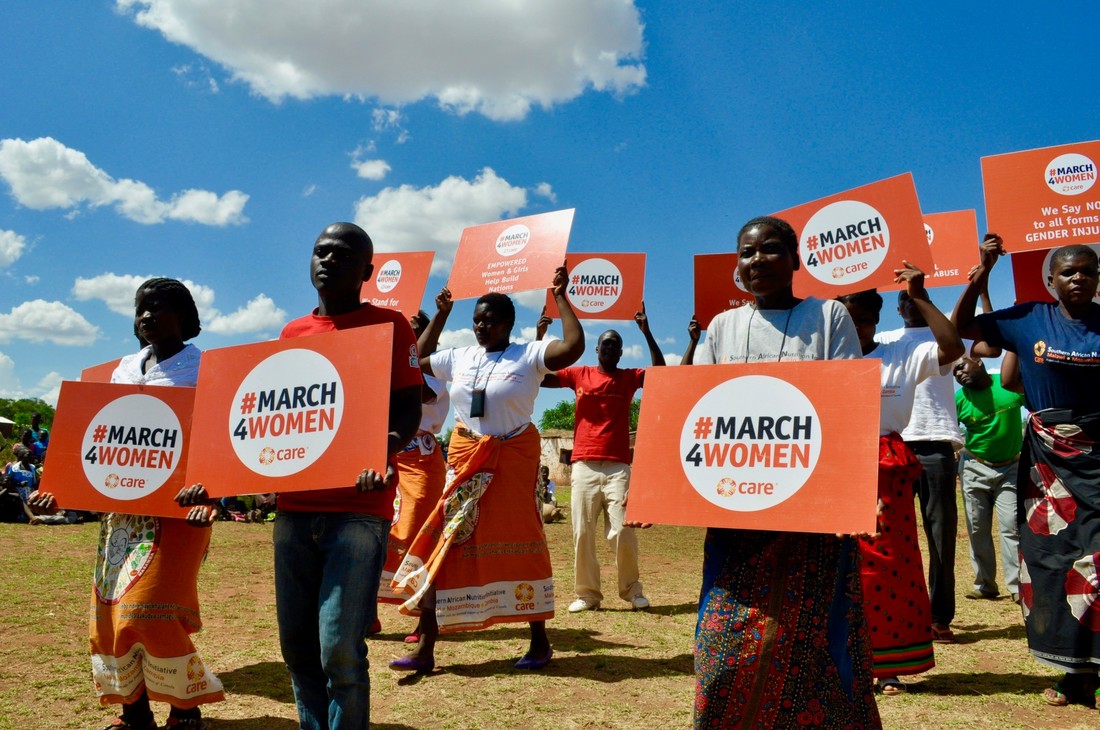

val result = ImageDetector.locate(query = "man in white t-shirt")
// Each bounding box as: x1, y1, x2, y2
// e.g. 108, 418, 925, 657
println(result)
875, 290, 962, 643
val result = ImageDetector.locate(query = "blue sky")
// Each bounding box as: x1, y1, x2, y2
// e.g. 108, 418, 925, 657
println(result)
1, 1, 1097, 421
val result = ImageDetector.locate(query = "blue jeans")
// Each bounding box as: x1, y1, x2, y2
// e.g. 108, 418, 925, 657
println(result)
274, 512, 388, 730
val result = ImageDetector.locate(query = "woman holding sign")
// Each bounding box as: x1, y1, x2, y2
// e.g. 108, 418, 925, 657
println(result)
389, 266, 584, 673
692, 216, 880, 727
956, 239, 1100, 709
838, 269, 964, 696
31, 278, 222, 730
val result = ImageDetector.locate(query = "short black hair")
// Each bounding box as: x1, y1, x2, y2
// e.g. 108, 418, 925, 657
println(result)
319, 222, 374, 259
737, 216, 799, 258
474, 292, 516, 326
136, 277, 202, 341
837, 289, 884, 323
1050, 245, 1099, 273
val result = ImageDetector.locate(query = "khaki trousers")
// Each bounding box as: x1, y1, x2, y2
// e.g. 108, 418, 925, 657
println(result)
570, 460, 642, 603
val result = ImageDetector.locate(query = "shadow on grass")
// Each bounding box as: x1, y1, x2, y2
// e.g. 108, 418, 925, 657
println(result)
952, 622, 1028, 643
217, 662, 295, 703
203, 718, 299, 729
914, 671, 1054, 696
437, 651, 693, 681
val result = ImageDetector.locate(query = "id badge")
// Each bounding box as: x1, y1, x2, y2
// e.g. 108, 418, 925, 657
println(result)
470, 388, 486, 417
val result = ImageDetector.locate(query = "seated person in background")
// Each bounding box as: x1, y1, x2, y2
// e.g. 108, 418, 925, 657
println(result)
0, 471, 33, 523
4, 445, 39, 522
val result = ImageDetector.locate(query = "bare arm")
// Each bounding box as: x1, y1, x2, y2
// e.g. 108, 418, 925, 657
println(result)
682, 316, 700, 365
543, 265, 586, 371
535, 307, 552, 341
895, 261, 963, 366
1000, 351, 1025, 394
634, 301, 666, 366
952, 233, 1004, 342
417, 287, 454, 376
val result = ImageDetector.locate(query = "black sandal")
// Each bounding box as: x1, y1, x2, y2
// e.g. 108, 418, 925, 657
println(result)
102, 717, 157, 730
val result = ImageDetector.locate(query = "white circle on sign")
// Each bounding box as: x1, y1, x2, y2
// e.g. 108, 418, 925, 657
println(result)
82, 394, 184, 501
679, 375, 820, 511
495, 224, 531, 257
230, 349, 344, 477
924, 223, 934, 245
1045, 153, 1097, 196
375, 259, 403, 293
732, 261, 749, 293
800, 200, 890, 285
568, 258, 624, 313
1041, 243, 1100, 300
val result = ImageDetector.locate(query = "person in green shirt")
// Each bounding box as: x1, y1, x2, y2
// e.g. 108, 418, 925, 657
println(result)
954, 355, 1025, 603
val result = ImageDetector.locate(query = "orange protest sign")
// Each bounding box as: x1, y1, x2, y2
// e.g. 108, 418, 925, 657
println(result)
1010, 244, 1100, 304
626, 360, 881, 534
81, 359, 121, 383
880, 210, 980, 291
360, 251, 434, 319
447, 209, 574, 300
543, 252, 646, 320
41, 381, 196, 518
185, 325, 394, 496
693, 253, 753, 329
773, 173, 932, 298
982, 140, 1100, 252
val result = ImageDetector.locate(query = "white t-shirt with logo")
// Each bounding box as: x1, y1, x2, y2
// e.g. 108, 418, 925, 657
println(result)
871, 339, 941, 436
875, 327, 963, 445
429, 340, 552, 436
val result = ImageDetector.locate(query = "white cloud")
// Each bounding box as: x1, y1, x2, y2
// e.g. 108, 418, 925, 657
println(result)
0, 229, 27, 268
0, 137, 248, 225
665, 353, 684, 366
352, 159, 391, 181
438, 328, 476, 350
534, 182, 557, 203
35, 371, 63, 407
621, 343, 643, 360
204, 294, 287, 334
353, 167, 527, 272
0, 300, 100, 346
117, 0, 647, 121
72, 273, 286, 335
24, 275, 39, 284
0, 352, 62, 404
302, 183, 317, 197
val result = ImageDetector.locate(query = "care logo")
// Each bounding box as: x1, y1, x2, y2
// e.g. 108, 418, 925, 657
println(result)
230, 348, 344, 477
1046, 153, 1097, 196
375, 259, 403, 293
567, 258, 624, 313
82, 394, 184, 501
495, 224, 531, 257
924, 223, 935, 245
680, 375, 821, 511
1040, 244, 1100, 301
800, 200, 890, 285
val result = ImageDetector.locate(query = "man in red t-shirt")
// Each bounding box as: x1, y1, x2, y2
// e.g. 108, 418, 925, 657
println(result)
541, 304, 665, 612
275, 222, 422, 730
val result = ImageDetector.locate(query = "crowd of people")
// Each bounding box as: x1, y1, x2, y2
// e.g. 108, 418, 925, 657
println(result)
16, 217, 1100, 728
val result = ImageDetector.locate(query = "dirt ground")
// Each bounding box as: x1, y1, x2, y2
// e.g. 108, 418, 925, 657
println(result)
1, 489, 1096, 729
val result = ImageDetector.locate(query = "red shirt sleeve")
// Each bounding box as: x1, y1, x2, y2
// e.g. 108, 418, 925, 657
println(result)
388, 315, 423, 391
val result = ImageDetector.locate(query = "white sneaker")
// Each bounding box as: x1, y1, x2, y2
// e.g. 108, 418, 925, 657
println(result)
630, 595, 650, 610
568, 598, 600, 613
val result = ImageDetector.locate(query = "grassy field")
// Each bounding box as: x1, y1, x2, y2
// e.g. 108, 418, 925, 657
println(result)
1, 487, 1096, 729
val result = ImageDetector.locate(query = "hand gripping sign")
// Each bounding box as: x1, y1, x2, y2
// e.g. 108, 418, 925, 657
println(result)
693, 253, 754, 329
543, 252, 646, 320
774, 173, 933, 299
185, 325, 393, 496
982, 140, 1100, 253
41, 382, 196, 518
447, 209, 574, 300
625, 360, 881, 534
360, 251, 434, 318
1010, 244, 1100, 304
880, 210, 981, 292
